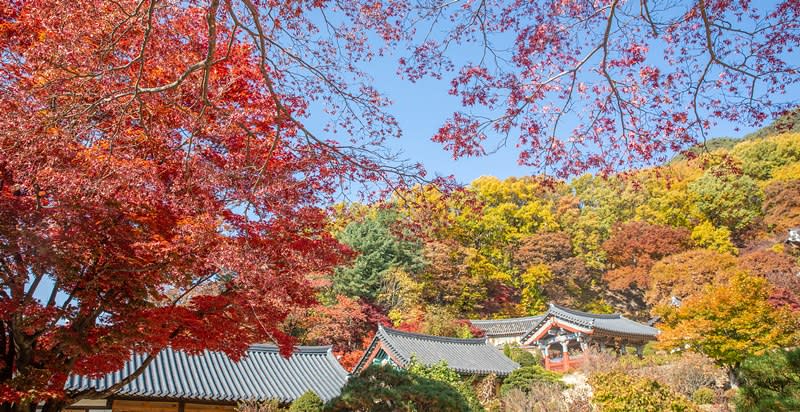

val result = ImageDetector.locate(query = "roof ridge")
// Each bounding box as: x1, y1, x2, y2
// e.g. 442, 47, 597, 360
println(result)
247, 344, 333, 353
469, 315, 543, 323
380, 325, 488, 344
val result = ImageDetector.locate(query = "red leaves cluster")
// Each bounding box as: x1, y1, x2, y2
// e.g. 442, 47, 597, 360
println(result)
302, 295, 389, 355
602, 222, 691, 290
0, 0, 393, 404
739, 250, 800, 312
403, 0, 800, 177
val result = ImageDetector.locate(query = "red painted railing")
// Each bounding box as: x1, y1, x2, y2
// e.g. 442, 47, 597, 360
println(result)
544, 352, 584, 372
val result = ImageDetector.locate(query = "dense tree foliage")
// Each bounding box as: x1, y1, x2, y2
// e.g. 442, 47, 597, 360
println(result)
305, 129, 800, 365
735, 348, 800, 411
589, 372, 699, 412
688, 168, 763, 236
602, 222, 691, 290
324, 365, 472, 412
1, 0, 405, 407
332, 209, 423, 301
657, 273, 799, 382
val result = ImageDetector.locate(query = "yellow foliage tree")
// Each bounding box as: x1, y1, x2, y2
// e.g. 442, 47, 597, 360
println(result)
657, 272, 799, 384
518, 264, 553, 315
690, 221, 737, 255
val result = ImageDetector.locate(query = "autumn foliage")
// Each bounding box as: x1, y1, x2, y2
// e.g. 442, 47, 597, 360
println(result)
0, 0, 399, 408
1, 0, 800, 409
602, 222, 691, 290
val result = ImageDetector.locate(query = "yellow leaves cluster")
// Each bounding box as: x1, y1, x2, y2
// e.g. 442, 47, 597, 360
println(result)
647, 249, 739, 308
656, 272, 800, 368
518, 264, 552, 315
690, 221, 737, 255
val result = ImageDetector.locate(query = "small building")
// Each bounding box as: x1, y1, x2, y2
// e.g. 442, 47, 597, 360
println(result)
469, 315, 544, 346
472, 303, 659, 372
353, 325, 519, 376
65, 345, 349, 412
787, 228, 800, 246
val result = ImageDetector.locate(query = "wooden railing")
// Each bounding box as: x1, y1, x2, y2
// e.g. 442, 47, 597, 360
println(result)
543, 352, 584, 372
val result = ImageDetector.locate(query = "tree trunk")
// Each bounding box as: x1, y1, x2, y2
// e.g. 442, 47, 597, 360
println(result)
0, 401, 34, 412
42, 399, 68, 412
727, 366, 739, 388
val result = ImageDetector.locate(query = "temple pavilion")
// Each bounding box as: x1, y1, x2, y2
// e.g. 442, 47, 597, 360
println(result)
353, 325, 520, 376
471, 303, 659, 372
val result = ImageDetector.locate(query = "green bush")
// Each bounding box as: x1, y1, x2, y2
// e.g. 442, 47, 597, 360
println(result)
690, 387, 714, 405
407, 359, 483, 411
236, 400, 285, 412
289, 391, 323, 412
324, 365, 472, 411
500, 365, 562, 396
735, 348, 800, 411
503, 344, 541, 367
589, 371, 699, 412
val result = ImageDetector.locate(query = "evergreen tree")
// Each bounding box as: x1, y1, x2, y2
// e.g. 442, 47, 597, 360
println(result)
332, 208, 423, 301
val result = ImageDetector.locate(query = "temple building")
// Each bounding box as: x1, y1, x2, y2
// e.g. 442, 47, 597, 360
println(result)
64, 345, 349, 412
353, 325, 519, 376
469, 315, 544, 346
472, 303, 659, 372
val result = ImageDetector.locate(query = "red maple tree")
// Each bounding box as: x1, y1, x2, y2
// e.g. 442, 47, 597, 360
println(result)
0, 0, 411, 410
1, 0, 798, 409
602, 221, 691, 289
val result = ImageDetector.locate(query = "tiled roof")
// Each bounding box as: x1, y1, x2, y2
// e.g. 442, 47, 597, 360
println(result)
356, 326, 519, 376
522, 303, 659, 341
470, 315, 545, 336
65, 345, 349, 403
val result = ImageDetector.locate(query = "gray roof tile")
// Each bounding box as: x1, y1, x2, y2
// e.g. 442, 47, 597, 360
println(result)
356, 326, 519, 376
470, 316, 545, 336
521, 303, 659, 341
65, 345, 349, 403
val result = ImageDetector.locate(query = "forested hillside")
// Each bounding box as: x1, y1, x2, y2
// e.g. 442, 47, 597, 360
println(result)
294, 120, 800, 368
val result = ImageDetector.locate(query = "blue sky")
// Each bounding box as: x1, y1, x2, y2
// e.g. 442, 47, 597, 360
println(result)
313, 56, 766, 186
302, 0, 796, 186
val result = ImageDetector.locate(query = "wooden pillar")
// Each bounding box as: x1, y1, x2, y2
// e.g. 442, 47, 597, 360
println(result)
635, 344, 644, 359
542, 345, 550, 370
561, 342, 570, 372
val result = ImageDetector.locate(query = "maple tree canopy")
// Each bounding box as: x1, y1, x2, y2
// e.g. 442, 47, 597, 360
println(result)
0, 0, 411, 408
405, 0, 800, 176
0, 0, 798, 410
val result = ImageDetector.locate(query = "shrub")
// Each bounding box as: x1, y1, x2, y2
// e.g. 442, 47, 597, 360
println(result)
661, 352, 722, 397
589, 371, 700, 412
475, 373, 500, 411
500, 365, 562, 396
735, 348, 800, 412
407, 359, 483, 411
501, 381, 592, 412
632, 352, 722, 398
324, 365, 472, 411
236, 400, 285, 412
289, 391, 323, 412
503, 344, 541, 367
691, 387, 715, 405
